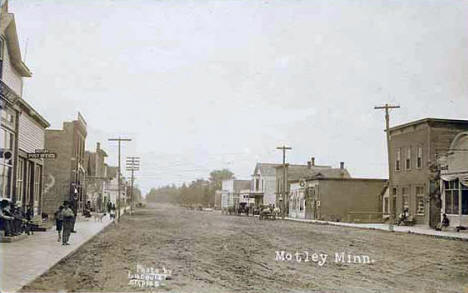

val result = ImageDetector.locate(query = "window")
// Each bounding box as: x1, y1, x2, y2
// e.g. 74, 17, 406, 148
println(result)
34, 164, 42, 209
16, 158, 25, 205
395, 149, 401, 171
255, 178, 259, 191
416, 186, 425, 215
445, 180, 468, 215
0, 127, 14, 198
384, 198, 389, 214
402, 187, 409, 210
417, 146, 423, 169
406, 147, 411, 170
0, 37, 4, 79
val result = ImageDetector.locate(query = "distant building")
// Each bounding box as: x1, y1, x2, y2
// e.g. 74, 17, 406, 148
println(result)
275, 158, 351, 212
220, 179, 251, 210
42, 113, 87, 215
251, 163, 279, 206
214, 190, 222, 210
85, 142, 108, 212
289, 177, 386, 222
388, 118, 468, 227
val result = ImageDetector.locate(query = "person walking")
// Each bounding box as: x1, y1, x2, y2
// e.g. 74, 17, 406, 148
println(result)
61, 201, 74, 245
54, 205, 64, 242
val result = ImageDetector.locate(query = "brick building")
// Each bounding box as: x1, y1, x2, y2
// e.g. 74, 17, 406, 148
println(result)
387, 118, 468, 227
84, 142, 108, 212
42, 113, 87, 215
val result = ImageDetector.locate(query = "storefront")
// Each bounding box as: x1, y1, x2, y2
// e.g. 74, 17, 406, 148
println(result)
439, 131, 468, 228
0, 86, 18, 201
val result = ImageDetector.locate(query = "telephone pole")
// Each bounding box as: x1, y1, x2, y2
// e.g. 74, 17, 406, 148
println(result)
126, 156, 140, 215
374, 103, 400, 231
108, 137, 132, 222
277, 145, 292, 219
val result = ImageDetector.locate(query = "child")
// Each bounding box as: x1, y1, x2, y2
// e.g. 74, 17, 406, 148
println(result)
54, 205, 64, 242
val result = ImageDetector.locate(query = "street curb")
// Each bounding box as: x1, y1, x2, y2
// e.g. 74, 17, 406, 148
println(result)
19, 208, 130, 292
283, 218, 468, 242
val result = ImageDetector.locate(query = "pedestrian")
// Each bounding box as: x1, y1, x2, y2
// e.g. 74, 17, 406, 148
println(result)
0, 199, 14, 237
110, 203, 116, 222
107, 200, 112, 214
61, 201, 74, 245
70, 192, 78, 233
54, 205, 64, 242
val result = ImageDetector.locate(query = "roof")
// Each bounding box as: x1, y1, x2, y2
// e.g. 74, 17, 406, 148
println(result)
17, 98, 50, 128
233, 180, 251, 192
389, 118, 468, 133
1, 11, 32, 77
253, 163, 280, 176
277, 164, 351, 181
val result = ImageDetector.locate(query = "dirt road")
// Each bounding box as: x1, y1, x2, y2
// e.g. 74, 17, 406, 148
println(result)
22, 204, 468, 293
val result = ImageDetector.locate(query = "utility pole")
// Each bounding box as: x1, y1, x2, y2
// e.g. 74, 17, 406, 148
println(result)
374, 103, 400, 232
108, 137, 132, 222
276, 145, 292, 219
126, 156, 140, 215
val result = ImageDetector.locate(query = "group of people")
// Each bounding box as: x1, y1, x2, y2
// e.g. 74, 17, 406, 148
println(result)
0, 200, 34, 237
54, 198, 117, 245
54, 195, 78, 245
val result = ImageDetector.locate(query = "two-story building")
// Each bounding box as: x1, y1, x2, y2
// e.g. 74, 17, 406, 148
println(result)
221, 179, 251, 211
251, 163, 279, 206
42, 113, 87, 215
388, 118, 468, 227
1, 0, 50, 221
85, 142, 108, 212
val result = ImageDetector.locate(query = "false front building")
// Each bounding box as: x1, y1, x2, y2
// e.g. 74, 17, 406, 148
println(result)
42, 113, 87, 215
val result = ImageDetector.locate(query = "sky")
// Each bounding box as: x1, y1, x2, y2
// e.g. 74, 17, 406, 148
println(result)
9, 0, 468, 194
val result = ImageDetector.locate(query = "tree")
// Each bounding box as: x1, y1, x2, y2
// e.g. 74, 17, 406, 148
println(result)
209, 169, 235, 191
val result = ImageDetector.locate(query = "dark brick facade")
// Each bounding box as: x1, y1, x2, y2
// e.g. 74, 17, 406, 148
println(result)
42, 115, 87, 215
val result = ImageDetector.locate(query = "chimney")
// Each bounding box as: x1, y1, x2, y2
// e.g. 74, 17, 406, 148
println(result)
97, 142, 101, 151
307, 161, 312, 169
311, 157, 315, 166
340, 162, 344, 170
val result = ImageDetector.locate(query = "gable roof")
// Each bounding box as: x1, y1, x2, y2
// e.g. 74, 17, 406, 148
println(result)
253, 163, 280, 176
276, 164, 351, 181
1, 8, 32, 77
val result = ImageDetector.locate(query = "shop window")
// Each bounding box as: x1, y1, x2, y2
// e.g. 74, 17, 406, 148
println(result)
445, 180, 468, 215
402, 187, 409, 210
416, 186, 425, 215
16, 158, 25, 204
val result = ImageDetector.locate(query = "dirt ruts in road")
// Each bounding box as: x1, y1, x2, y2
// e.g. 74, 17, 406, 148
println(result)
22, 204, 468, 293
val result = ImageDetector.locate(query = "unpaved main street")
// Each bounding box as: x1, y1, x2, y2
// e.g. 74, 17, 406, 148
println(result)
22, 204, 468, 293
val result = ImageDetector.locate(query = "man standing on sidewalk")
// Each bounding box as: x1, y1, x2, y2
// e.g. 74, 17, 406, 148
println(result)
61, 201, 74, 245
